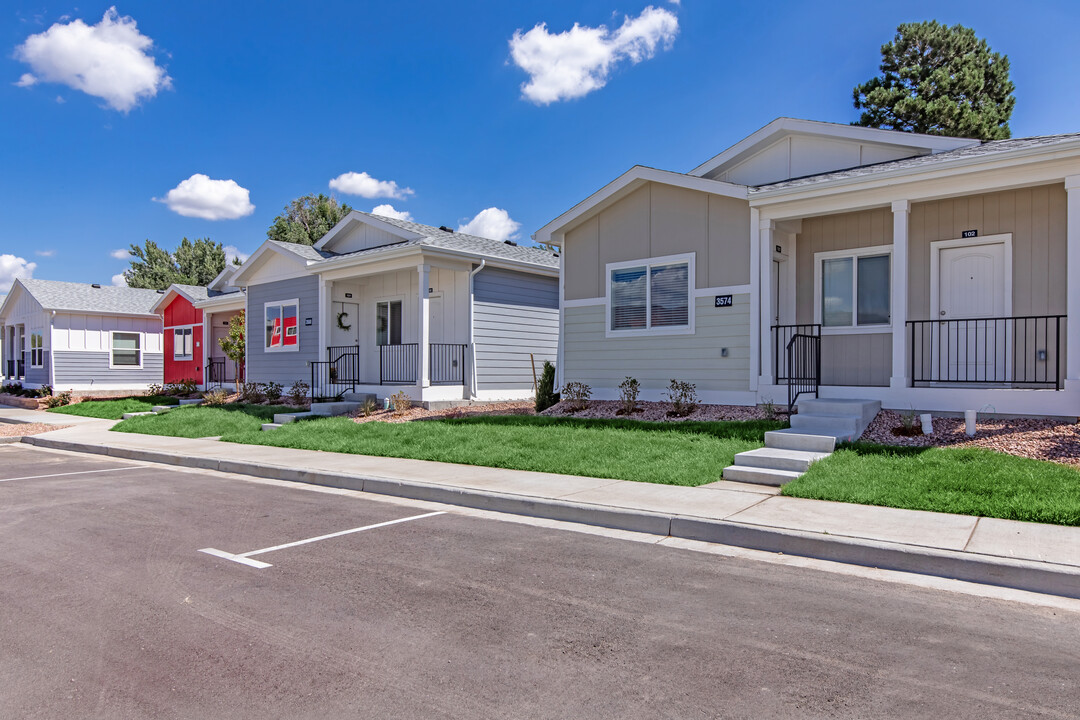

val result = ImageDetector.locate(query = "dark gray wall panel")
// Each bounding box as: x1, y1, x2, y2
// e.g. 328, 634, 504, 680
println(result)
245, 275, 320, 386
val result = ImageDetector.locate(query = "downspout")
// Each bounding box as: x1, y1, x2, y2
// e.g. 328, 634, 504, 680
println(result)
49, 310, 56, 390
468, 259, 486, 399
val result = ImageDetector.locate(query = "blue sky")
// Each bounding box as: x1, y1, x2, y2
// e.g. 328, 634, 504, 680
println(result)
2, 0, 1079, 290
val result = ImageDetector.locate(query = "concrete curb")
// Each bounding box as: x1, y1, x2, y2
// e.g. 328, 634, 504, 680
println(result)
21, 434, 1080, 600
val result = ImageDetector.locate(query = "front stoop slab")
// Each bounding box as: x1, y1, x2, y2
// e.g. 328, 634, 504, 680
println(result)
720, 465, 804, 487
178, 398, 203, 406
260, 423, 282, 431
273, 411, 316, 425
121, 411, 155, 420
732, 447, 831, 473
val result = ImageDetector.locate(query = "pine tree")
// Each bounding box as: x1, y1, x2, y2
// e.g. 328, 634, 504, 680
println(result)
853, 21, 1015, 140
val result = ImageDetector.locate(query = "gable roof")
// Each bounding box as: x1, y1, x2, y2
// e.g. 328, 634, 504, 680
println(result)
689, 117, 977, 179
10, 278, 163, 317
751, 131, 1080, 195
151, 282, 243, 314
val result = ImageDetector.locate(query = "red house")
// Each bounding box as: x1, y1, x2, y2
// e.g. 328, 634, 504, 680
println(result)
153, 269, 246, 388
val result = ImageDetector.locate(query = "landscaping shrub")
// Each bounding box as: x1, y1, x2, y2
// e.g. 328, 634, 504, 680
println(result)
146, 383, 164, 397
287, 380, 310, 405
617, 376, 640, 415
202, 388, 229, 406
390, 390, 412, 414
43, 390, 72, 408
760, 397, 777, 420
165, 379, 199, 397
239, 382, 263, 403
262, 381, 283, 403
35, 385, 53, 398
534, 360, 559, 412
666, 380, 698, 417
360, 398, 378, 417
562, 381, 592, 412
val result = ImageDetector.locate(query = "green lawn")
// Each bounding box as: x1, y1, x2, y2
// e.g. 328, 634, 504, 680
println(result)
48, 395, 180, 420
219, 414, 785, 486
111, 404, 297, 438
783, 443, 1080, 526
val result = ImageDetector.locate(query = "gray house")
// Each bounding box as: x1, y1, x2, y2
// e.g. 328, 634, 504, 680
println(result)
231, 211, 559, 402
0, 279, 164, 392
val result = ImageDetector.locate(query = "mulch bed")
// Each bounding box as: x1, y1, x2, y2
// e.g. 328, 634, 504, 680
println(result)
541, 400, 776, 422
351, 401, 536, 424
859, 409, 1080, 467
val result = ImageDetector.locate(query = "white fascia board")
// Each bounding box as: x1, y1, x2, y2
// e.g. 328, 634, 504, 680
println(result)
313, 210, 423, 251
230, 240, 311, 285
751, 143, 1080, 218
689, 117, 977, 178
533, 165, 747, 247
0, 280, 25, 320
150, 285, 199, 315
192, 293, 246, 311
313, 244, 559, 279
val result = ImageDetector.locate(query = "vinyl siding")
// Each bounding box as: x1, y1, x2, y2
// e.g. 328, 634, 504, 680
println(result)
245, 275, 320, 386
24, 352, 49, 386
473, 268, 558, 391
562, 294, 751, 394
53, 351, 164, 387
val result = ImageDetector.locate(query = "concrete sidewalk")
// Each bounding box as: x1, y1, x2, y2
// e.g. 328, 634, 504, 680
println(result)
5, 408, 1080, 599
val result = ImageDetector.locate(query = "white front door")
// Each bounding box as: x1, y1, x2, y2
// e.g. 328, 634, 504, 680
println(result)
936, 240, 1008, 382
331, 301, 360, 348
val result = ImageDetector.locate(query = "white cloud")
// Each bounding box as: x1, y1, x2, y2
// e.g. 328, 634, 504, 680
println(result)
370, 204, 414, 222
34, 249, 55, 257
223, 245, 248, 265
110, 248, 129, 260
154, 174, 255, 220
329, 171, 414, 200
14, 7, 172, 112
457, 208, 521, 242
0, 255, 36, 293
111, 273, 127, 287
509, 5, 679, 104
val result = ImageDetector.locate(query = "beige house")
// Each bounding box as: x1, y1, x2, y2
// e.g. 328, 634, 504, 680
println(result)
535, 118, 1080, 416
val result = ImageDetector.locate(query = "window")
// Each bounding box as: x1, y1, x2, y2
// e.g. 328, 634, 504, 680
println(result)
376, 300, 403, 345
818, 250, 891, 329
111, 332, 141, 367
608, 255, 692, 335
30, 333, 43, 368
264, 300, 299, 351
173, 327, 193, 360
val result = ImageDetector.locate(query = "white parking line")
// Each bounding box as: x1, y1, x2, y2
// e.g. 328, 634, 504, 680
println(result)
199, 511, 447, 569
0, 465, 146, 483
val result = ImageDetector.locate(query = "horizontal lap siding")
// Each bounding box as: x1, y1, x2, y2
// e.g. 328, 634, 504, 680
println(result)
24, 353, 49, 385
53, 351, 164, 387
245, 276, 320, 387
563, 295, 751, 393
473, 268, 558, 390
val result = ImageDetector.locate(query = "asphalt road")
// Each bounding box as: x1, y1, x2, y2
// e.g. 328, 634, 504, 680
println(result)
1, 444, 1078, 719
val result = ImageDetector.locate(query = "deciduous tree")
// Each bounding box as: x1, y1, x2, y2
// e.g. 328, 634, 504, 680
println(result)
267, 193, 352, 246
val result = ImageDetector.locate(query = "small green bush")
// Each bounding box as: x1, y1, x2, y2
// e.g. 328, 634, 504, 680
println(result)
666, 380, 698, 417
535, 360, 559, 413
36, 385, 53, 398
617, 376, 640, 415
262, 381, 283, 403
43, 390, 72, 408
146, 383, 164, 397
202, 388, 229, 406
287, 380, 309, 405
562, 381, 592, 412
360, 398, 378, 417
239, 382, 263, 403
390, 390, 412, 414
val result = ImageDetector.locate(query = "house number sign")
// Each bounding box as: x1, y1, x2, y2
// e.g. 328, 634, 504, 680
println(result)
962, 229, 978, 238
714, 295, 733, 308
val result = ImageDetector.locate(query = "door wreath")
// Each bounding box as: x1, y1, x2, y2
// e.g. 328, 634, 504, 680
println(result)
336, 311, 352, 331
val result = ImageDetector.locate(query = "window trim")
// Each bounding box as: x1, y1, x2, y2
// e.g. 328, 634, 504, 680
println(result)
375, 296, 406, 346
605, 253, 696, 338
29, 332, 44, 369
173, 326, 194, 361
109, 331, 143, 370
263, 299, 300, 353
813, 245, 893, 335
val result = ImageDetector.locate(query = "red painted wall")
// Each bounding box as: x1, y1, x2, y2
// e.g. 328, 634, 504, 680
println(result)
162, 293, 204, 384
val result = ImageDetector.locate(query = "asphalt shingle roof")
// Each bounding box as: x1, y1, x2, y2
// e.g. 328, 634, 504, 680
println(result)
751, 133, 1080, 193
17, 279, 163, 315
172, 283, 241, 301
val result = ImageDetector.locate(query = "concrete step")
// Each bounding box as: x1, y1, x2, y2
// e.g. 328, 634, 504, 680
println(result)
260, 423, 282, 431
789, 412, 860, 436
273, 411, 316, 424
342, 392, 377, 403
121, 411, 156, 420
721, 465, 803, 486
178, 398, 203, 406
797, 398, 881, 426
310, 401, 362, 417
732, 447, 831, 473
765, 429, 837, 453
150, 405, 175, 414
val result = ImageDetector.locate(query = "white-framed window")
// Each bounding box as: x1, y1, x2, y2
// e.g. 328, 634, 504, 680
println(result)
264, 299, 299, 352
173, 327, 193, 360
111, 331, 142, 368
606, 254, 694, 337
30, 332, 44, 368
814, 246, 892, 332
376, 300, 403, 345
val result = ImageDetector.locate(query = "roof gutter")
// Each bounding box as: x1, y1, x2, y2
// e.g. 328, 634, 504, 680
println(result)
311, 244, 558, 277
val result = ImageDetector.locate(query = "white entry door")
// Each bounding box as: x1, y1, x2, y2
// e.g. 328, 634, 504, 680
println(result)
331, 301, 360, 348
936, 240, 1008, 382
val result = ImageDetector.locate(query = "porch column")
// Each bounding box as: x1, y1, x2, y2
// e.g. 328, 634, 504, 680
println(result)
202, 311, 211, 387
1066, 176, 1080, 386
890, 200, 910, 388
758, 218, 774, 386
317, 276, 329, 370
417, 264, 431, 389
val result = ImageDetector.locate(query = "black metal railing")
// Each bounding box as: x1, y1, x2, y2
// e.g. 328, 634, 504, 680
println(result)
380, 343, 418, 384
310, 361, 353, 400
326, 345, 360, 384
430, 343, 467, 385
786, 333, 821, 413
772, 324, 821, 381
17, 357, 24, 378
908, 315, 1064, 389
4, 359, 12, 379
208, 358, 226, 387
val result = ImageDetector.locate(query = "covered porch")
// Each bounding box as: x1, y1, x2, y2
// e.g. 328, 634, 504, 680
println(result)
1, 323, 25, 382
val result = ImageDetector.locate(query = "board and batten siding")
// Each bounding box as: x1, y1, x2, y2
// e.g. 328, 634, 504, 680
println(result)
52, 351, 164, 388
562, 295, 751, 396
795, 207, 893, 387
563, 182, 751, 301
472, 267, 558, 391
245, 275, 320, 387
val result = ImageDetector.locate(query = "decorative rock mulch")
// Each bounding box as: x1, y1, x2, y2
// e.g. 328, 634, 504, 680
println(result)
351, 400, 536, 424
541, 400, 776, 422
0, 422, 67, 437
859, 409, 1080, 466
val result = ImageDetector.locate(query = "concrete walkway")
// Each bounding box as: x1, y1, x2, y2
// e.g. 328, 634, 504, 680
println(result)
3, 407, 1079, 599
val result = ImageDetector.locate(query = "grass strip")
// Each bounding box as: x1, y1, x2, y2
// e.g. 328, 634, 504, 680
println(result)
111, 404, 297, 438
48, 395, 180, 420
